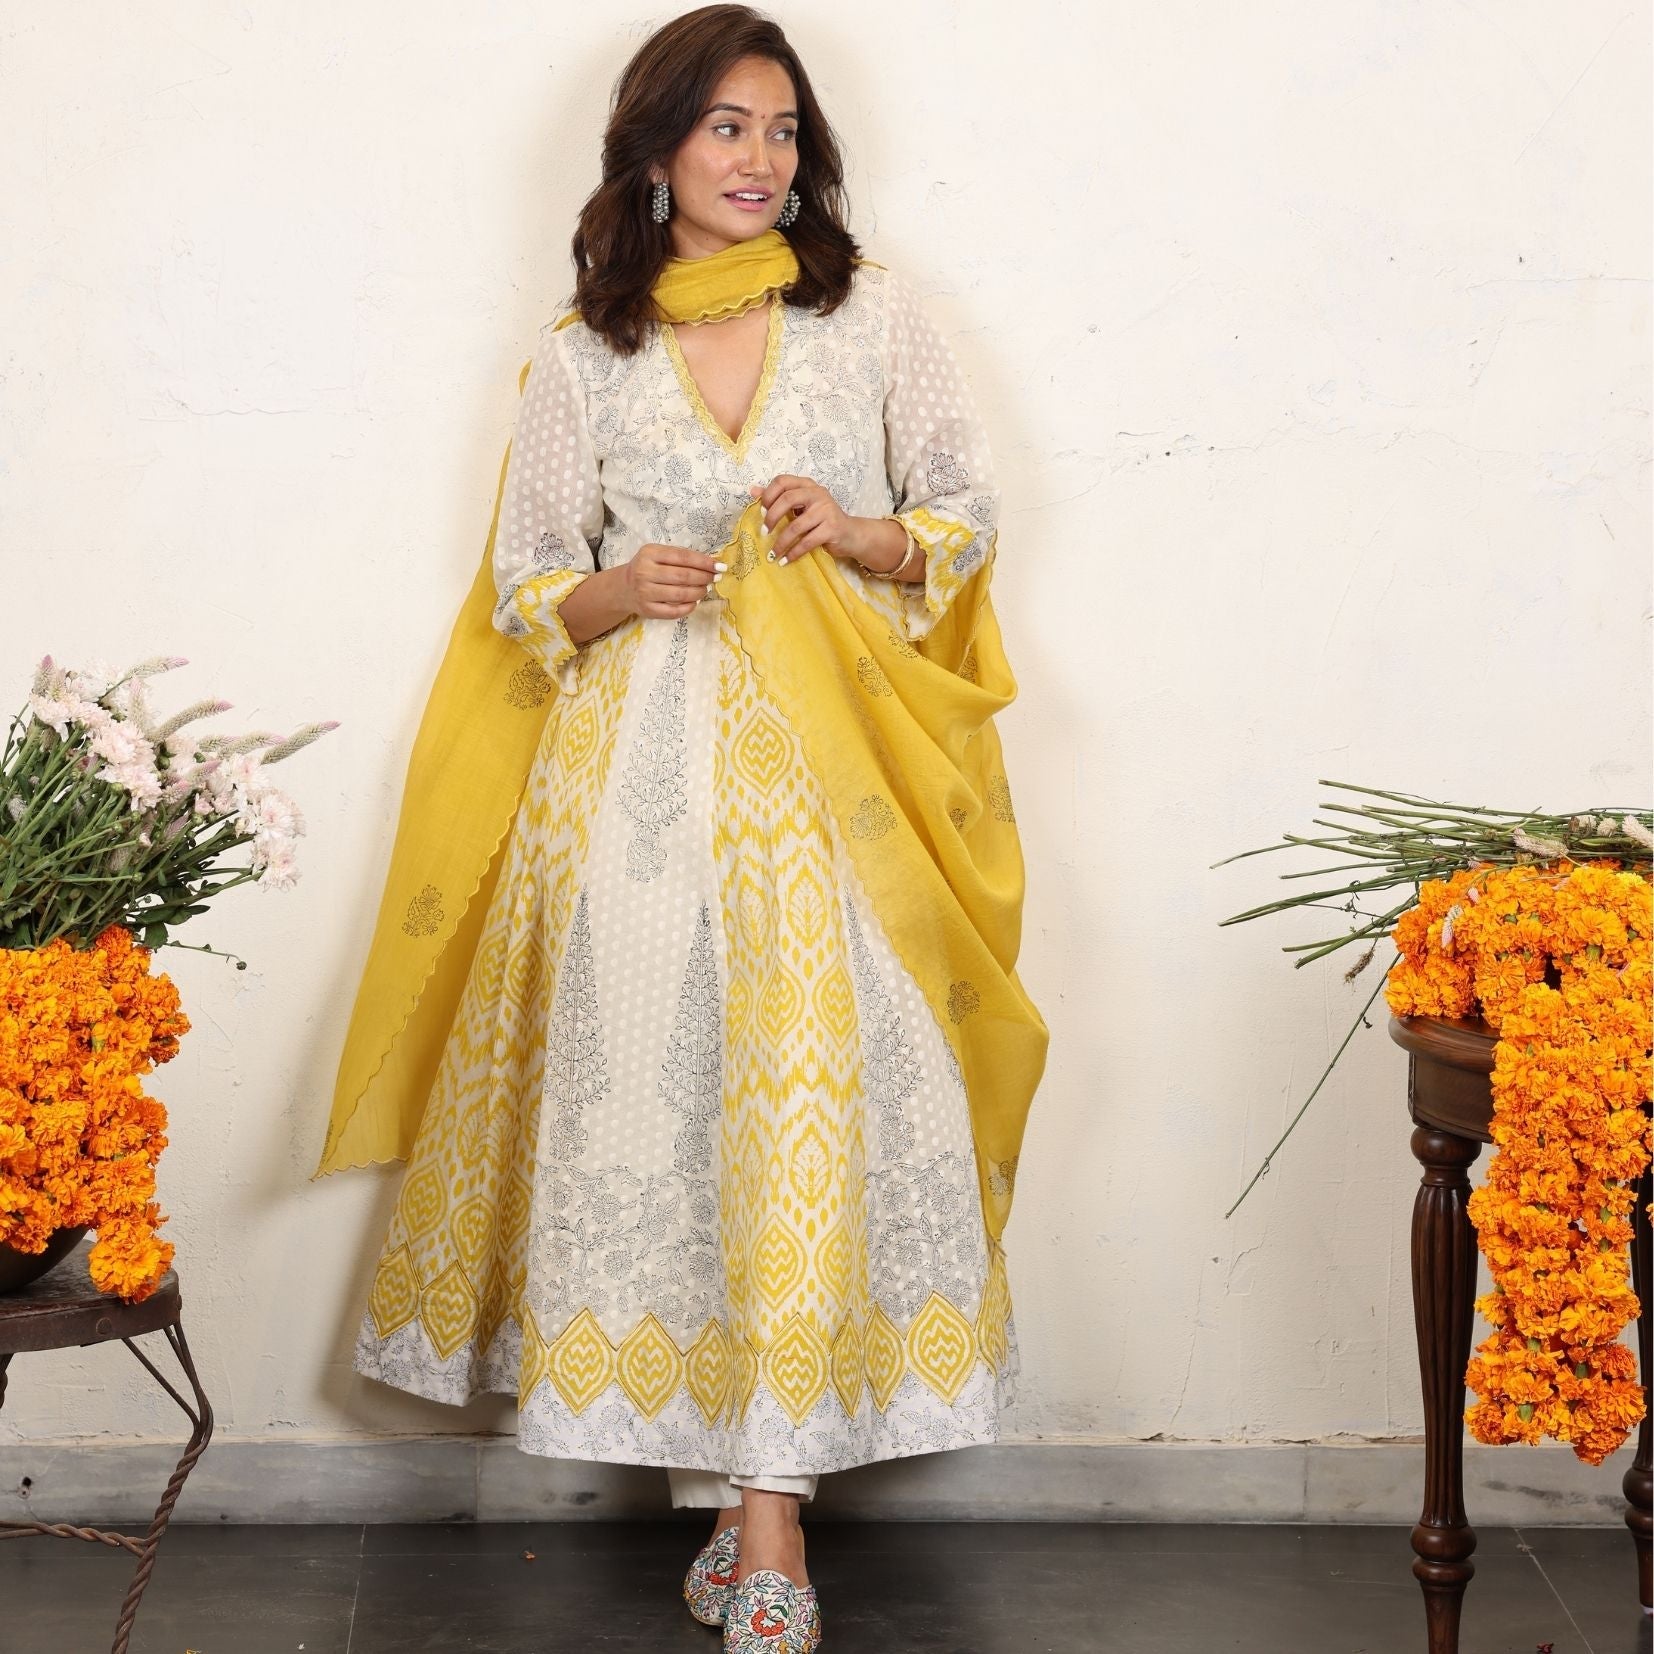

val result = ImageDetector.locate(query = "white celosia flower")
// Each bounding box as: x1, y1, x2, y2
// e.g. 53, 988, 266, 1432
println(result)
152, 699, 233, 745
259, 720, 340, 764
162, 754, 220, 807
1512, 825, 1569, 860
126, 655, 189, 678
197, 731, 281, 757
103, 675, 152, 727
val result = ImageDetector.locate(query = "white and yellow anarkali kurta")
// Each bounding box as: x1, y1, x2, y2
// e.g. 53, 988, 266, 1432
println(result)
351, 260, 1022, 1477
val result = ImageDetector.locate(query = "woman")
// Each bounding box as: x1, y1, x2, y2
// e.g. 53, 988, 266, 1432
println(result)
314, 7, 1046, 1648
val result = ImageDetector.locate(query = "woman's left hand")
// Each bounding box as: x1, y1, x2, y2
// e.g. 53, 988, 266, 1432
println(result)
749, 477, 874, 566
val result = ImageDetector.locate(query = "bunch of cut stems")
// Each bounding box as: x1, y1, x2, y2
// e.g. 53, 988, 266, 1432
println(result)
1213, 780, 1652, 1217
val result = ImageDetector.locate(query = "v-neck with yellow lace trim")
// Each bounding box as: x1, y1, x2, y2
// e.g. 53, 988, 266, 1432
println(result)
660, 295, 785, 465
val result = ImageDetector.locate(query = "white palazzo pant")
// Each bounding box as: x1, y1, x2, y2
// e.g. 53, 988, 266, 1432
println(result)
666, 1467, 819, 1508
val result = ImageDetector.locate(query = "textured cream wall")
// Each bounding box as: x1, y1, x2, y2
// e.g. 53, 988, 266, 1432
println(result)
1, 2, 1649, 1496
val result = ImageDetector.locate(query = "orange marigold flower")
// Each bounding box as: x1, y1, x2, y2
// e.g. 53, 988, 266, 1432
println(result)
0, 926, 185, 1303
1410, 864, 1652, 1464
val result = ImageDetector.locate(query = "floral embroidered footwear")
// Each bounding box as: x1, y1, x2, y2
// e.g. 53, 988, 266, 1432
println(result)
721, 1568, 822, 1652
684, 1521, 742, 1627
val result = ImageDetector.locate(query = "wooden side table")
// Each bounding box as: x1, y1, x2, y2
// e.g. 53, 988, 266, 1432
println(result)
1391, 1011, 1652, 1653
0, 1237, 214, 1654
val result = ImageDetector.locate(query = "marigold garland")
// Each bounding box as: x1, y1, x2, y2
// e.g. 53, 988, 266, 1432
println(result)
1384, 859, 1653, 1465
0, 923, 189, 1303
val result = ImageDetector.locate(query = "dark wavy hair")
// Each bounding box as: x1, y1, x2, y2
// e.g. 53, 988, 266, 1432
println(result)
568, 5, 862, 354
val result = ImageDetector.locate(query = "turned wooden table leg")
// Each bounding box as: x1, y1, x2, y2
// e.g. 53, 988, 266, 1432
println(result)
1626, 1164, 1652, 1611
1410, 1124, 1482, 1654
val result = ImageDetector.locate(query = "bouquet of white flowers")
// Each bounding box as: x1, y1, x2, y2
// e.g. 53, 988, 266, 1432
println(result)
1, 654, 337, 956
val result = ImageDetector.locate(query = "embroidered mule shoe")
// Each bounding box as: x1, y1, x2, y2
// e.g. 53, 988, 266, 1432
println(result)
684, 1521, 742, 1627
721, 1568, 822, 1652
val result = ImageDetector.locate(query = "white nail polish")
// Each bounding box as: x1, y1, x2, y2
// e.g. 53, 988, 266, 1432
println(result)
714, 561, 727, 572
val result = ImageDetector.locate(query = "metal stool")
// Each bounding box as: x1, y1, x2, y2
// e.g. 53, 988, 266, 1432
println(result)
0, 1237, 214, 1654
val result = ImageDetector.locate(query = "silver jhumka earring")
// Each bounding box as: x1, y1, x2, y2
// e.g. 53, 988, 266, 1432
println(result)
775, 187, 801, 228
650, 179, 671, 223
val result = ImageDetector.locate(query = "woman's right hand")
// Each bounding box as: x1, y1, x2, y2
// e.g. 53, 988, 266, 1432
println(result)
622, 542, 727, 619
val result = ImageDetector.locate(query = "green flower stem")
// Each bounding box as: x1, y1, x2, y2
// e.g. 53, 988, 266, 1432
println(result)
1225, 962, 1396, 1219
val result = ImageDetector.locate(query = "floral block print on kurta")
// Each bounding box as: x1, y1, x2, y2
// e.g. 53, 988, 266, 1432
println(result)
352, 262, 1021, 1474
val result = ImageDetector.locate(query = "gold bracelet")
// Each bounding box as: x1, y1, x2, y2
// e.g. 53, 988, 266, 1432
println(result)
862, 517, 923, 583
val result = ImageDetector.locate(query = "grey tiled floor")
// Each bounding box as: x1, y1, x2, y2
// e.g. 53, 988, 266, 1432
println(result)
0, 1521, 1641, 1653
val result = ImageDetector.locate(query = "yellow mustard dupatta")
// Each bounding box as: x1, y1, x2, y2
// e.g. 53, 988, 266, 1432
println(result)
313, 228, 1048, 1244
710, 501, 1047, 1244
309, 406, 547, 1179
649, 226, 800, 323
312, 230, 802, 1179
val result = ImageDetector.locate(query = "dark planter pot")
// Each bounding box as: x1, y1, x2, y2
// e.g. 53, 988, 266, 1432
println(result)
0, 1225, 90, 1293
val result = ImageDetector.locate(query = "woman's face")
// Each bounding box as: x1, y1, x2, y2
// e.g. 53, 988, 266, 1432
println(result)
652, 55, 800, 260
